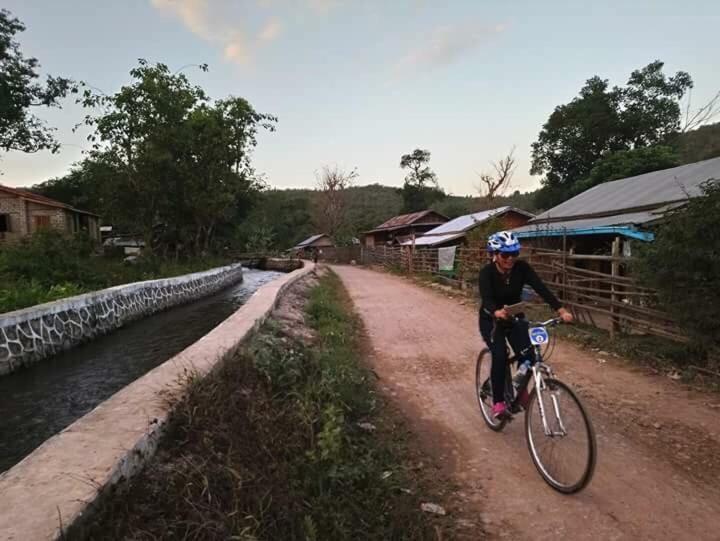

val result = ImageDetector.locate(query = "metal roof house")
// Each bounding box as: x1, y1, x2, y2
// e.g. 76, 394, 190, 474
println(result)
514, 157, 720, 251
400, 206, 534, 248
363, 210, 448, 247
292, 234, 334, 253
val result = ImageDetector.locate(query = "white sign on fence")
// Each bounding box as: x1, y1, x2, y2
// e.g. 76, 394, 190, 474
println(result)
438, 246, 457, 271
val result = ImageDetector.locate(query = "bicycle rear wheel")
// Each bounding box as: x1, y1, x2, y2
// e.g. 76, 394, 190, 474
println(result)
475, 349, 508, 431
525, 378, 596, 493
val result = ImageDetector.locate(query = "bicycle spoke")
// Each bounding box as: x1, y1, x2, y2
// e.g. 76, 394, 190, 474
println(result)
526, 380, 595, 492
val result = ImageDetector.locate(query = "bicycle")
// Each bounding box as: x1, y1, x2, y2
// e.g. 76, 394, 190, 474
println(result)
475, 316, 597, 493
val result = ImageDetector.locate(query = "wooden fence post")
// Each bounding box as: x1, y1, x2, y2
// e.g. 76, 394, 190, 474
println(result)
610, 236, 621, 340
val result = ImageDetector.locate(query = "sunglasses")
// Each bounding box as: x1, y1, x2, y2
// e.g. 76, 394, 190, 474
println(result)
498, 251, 520, 259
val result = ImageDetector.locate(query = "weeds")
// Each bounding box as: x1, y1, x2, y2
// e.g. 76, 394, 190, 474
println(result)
71, 271, 439, 540
0, 230, 231, 313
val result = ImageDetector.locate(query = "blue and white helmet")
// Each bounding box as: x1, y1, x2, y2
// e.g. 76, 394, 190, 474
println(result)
487, 231, 521, 253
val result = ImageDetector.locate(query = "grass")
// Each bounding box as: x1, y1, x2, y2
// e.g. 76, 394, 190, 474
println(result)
69, 271, 443, 540
523, 303, 719, 389
0, 231, 232, 313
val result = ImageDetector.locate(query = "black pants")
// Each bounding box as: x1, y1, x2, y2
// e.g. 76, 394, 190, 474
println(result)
479, 317, 533, 404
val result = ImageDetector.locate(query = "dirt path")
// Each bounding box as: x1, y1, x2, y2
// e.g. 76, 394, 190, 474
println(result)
333, 265, 720, 541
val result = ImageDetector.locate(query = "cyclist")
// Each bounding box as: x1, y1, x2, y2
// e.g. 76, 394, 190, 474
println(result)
479, 231, 573, 419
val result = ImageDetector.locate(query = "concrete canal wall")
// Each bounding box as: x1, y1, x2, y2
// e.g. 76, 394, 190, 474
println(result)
0, 262, 312, 541
0, 263, 244, 376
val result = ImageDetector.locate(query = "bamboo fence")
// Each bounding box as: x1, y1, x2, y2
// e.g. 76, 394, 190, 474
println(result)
361, 244, 685, 342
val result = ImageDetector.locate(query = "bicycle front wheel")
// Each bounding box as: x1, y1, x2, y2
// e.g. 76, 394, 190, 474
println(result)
525, 378, 596, 493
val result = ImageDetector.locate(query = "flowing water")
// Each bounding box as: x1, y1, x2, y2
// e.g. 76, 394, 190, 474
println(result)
0, 269, 283, 473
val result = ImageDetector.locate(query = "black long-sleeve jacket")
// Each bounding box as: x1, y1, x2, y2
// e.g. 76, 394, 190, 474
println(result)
478, 260, 561, 321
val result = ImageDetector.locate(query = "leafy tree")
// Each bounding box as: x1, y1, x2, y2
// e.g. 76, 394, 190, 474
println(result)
0, 9, 74, 157
531, 61, 693, 207
635, 181, 720, 356
77, 60, 275, 255
398, 148, 445, 212
572, 145, 681, 195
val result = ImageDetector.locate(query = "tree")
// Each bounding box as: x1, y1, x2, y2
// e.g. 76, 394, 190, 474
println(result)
78, 60, 275, 256
635, 180, 720, 356
476, 147, 517, 202
572, 145, 681, 195
313, 164, 357, 238
399, 148, 445, 212
0, 9, 74, 157
531, 61, 693, 208
400, 149, 438, 187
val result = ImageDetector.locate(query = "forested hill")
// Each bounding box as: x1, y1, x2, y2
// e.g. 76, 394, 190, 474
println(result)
237, 184, 540, 251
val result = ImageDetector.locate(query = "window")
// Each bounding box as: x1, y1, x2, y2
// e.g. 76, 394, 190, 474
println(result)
33, 215, 51, 229
0, 214, 9, 233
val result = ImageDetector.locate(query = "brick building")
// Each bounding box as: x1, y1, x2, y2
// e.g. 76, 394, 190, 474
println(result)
0, 185, 100, 245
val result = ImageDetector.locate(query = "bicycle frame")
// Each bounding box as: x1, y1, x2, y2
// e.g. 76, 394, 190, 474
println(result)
527, 317, 568, 438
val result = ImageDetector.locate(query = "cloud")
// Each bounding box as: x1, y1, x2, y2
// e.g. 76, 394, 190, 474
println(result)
397, 22, 507, 74
152, 0, 287, 65
306, 0, 342, 14
258, 18, 283, 43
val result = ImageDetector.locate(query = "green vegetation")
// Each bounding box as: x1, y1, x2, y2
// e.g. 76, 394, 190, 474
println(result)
531, 60, 694, 208
31, 58, 274, 258
0, 231, 230, 313
0, 9, 75, 159
72, 272, 444, 540
635, 180, 720, 361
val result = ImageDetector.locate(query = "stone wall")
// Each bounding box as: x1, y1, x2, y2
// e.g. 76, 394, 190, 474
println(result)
0, 264, 244, 376
0, 194, 28, 244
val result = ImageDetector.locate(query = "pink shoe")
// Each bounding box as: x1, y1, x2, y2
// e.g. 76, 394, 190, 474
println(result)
492, 402, 507, 420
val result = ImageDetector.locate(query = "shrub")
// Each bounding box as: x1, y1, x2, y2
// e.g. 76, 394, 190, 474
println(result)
635, 180, 720, 356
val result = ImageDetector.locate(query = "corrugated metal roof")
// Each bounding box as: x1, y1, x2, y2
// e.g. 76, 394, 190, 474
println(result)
367, 210, 447, 233
293, 234, 327, 249
400, 232, 465, 247
531, 156, 720, 222
516, 211, 659, 233
513, 211, 667, 241
424, 206, 533, 236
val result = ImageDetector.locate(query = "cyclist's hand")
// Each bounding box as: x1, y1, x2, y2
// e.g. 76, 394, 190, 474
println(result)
558, 307, 574, 323
494, 308, 510, 320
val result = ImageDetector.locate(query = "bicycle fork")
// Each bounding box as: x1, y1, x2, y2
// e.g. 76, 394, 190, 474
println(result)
532, 367, 568, 437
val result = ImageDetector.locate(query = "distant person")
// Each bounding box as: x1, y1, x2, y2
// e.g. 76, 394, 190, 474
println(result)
479, 231, 573, 420
313, 248, 319, 264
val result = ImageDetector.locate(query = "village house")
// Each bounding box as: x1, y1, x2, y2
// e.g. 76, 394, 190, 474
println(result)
363, 210, 448, 248
292, 233, 335, 257
511, 156, 720, 256
0, 185, 101, 245
400, 206, 534, 248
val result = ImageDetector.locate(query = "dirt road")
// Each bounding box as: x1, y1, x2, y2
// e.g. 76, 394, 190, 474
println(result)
333, 266, 720, 541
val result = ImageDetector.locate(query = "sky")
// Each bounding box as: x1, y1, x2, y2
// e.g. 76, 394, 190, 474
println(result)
2, 0, 720, 196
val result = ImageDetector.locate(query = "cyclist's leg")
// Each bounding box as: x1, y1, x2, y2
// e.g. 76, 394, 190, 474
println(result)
508, 319, 533, 366
480, 318, 509, 404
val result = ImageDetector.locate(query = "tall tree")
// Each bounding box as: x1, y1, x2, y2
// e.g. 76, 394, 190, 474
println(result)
313, 164, 357, 239
571, 145, 681, 196
0, 9, 74, 158
531, 61, 693, 207
399, 148, 445, 212
476, 147, 517, 202
78, 60, 275, 255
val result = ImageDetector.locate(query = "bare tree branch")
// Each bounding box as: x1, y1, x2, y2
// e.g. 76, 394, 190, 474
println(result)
682, 90, 720, 132
475, 146, 517, 201
313, 164, 358, 238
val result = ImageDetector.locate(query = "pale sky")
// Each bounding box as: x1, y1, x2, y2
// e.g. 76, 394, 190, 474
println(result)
2, 0, 719, 195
